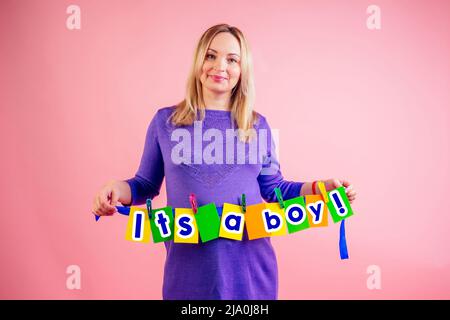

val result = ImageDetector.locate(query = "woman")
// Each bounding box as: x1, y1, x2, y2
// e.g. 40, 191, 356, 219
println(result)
93, 24, 357, 299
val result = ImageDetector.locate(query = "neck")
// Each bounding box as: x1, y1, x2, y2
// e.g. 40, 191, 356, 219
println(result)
202, 89, 231, 111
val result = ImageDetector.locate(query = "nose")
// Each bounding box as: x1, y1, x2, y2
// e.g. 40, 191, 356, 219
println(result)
213, 57, 227, 72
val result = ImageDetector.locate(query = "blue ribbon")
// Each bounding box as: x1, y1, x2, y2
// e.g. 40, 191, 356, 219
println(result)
94, 206, 131, 221
339, 219, 349, 259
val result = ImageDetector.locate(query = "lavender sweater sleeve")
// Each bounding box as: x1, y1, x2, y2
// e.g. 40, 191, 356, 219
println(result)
256, 115, 303, 202
125, 112, 165, 205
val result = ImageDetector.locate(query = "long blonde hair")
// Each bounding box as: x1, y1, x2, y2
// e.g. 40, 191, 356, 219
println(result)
170, 23, 257, 142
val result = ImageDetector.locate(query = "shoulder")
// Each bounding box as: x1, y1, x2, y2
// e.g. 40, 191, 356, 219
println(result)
253, 111, 270, 129
154, 105, 177, 120
147, 105, 177, 126
144, 105, 177, 137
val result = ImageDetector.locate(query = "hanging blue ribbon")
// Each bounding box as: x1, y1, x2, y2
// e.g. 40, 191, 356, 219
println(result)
339, 219, 349, 259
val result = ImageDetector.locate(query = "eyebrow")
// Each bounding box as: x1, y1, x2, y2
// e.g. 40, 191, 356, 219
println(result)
207, 48, 240, 58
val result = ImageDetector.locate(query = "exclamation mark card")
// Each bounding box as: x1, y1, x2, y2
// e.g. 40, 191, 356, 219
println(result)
327, 186, 354, 223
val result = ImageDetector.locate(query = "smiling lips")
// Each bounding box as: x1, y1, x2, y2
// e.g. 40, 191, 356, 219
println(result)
210, 75, 227, 82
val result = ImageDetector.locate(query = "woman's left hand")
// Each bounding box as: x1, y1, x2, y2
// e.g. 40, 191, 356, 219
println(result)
323, 179, 357, 204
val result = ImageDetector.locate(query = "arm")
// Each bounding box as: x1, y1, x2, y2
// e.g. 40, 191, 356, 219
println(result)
257, 115, 303, 202
255, 116, 357, 203
125, 111, 165, 205
113, 180, 132, 206
92, 112, 164, 216
299, 182, 315, 196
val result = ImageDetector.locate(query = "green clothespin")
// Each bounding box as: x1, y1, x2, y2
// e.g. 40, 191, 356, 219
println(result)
146, 198, 152, 219
241, 194, 246, 213
274, 187, 284, 209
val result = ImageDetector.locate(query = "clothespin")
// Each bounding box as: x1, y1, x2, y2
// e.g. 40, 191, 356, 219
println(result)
317, 181, 329, 203
240, 193, 246, 213
274, 187, 285, 209
189, 193, 198, 214
146, 198, 152, 219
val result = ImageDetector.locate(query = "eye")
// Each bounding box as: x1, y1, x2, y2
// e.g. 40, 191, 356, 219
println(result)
228, 58, 238, 64
206, 54, 215, 60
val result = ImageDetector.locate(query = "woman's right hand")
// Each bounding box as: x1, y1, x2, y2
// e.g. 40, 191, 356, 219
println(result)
92, 180, 121, 217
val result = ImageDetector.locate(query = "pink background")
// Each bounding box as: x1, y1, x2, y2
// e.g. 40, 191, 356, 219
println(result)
1, 0, 449, 299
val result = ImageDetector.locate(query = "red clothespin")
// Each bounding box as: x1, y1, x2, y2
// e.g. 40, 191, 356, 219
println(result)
189, 193, 198, 214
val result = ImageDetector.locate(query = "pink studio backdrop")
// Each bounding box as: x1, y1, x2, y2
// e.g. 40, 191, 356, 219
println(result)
1, 0, 449, 299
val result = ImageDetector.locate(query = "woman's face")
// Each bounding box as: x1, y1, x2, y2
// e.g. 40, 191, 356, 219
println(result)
200, 32, 241, 95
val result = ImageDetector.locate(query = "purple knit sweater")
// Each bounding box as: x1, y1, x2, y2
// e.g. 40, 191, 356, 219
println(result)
126, 106, 303, 300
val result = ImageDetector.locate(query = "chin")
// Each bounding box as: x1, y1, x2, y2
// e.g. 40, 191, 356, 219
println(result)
207, 85, 229, 91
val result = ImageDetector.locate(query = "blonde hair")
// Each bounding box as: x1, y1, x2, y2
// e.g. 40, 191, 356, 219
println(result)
170, 23, 257, 142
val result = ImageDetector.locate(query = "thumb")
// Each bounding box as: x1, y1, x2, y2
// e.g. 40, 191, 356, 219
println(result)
341, 179, 351, 189
109, 188, 120, 206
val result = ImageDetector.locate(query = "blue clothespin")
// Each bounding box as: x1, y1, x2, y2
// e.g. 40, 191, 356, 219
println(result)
274, 187, 284, 209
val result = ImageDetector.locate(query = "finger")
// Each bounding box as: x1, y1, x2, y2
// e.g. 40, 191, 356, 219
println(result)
99, 188, 110, 203
95, 200, 107, 216
105, 204, 116, 215
105, 200, 117, 215
105, 190, 118, 212
100, 190, 114, 208
110, 189, 119, 206
347, 191, 357, 197
95, 198, 110, 216
102, 191, 117, 215
91, 198, 98, 216
106, 206, 117, 215
92, 197, 99, 213
92, 210, 101, 218
100, 199, 116, 215
96, 196, 106, 215
104, 210, 115, 216
95, 197, 104, 215
333, 179, 342, 189
99, 206, 113, 216
341, 180, 351, 188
